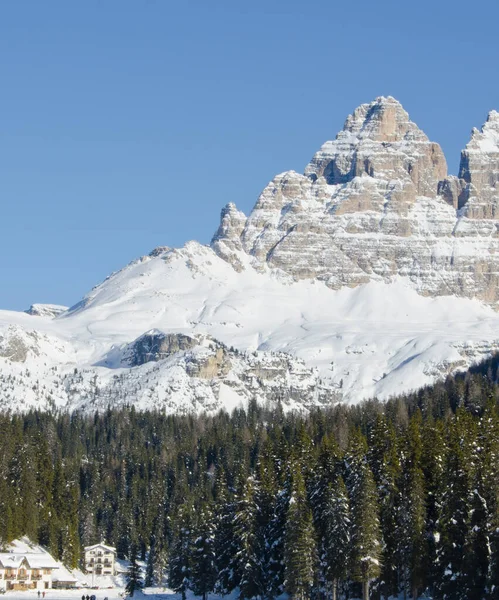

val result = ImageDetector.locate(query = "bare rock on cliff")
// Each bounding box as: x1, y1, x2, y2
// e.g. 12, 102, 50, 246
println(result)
212, 97, 499, 304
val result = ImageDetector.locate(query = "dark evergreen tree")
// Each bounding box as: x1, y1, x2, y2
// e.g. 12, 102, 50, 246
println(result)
284, 468, 317, 600
436, 410, 477, 600
320, 477, 351, 600
214, 469, 238, 596
169, 506, 193, 600
267, 463, 292, 597
461, 481, 489, 600
145, 534, 157, 587
368, 415, 401, 599
346, 430, 381, 600
125, 544, 143, 596
397, 412, 426, 600
191, 503, 217, 600
232, 476, 263, 599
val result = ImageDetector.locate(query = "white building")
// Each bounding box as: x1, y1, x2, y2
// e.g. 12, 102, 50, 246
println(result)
0, 543, 59, 591
84, 543, 116, 576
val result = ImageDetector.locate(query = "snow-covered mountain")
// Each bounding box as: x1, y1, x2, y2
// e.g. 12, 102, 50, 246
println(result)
3, 96, 499, 414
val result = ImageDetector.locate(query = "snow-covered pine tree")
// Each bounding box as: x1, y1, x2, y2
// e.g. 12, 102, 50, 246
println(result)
368, 414, 401, 599
233, 475, 263, 599
345, 429, 381, 600
421, 417, 448, 593
190, 502, 217, 600
461, 478, 489, 600
267, 462, 292, 597
125, 543, 143, 597
321, 477, 351, 600
169, 505, 193, 600
214, 468, 239, 596
153, 540, 169, 588
284, 467, 318, 600
396, 411, 426, 600
61, 477, 80, 569
480, 399, 499, 600
254, 450, 279, 600
308, 436, 347, 600
145, 533, 156, 587
435, 409, 477, 600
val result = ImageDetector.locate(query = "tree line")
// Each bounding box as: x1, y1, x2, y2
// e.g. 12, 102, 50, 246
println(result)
0, 355, 499, 599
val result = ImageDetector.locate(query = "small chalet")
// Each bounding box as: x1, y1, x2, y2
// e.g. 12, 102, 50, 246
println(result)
0, 542, 59, 591
84, 543, 116, 576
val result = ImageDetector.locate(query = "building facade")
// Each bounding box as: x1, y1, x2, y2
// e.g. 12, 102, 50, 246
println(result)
0, 553, 59, 591
84, 544, 116, 576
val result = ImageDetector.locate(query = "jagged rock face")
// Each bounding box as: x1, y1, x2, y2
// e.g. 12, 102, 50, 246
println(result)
304, 96, 447, 199
458, 111, 499, 218
123, 331, 199, 366
25, 304, 68, 318
211, 203, 247, 272
0, 330, 33, 363
212, 97, 499, 305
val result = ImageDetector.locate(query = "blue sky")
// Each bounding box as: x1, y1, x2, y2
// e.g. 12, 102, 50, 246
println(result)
1, 0, 498, 310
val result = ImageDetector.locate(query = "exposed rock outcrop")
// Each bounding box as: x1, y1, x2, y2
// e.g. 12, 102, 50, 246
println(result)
25, 304, 68, 318
211, 203, 247, 272
123, 331, 199, 366
212, 97, 499, 305
457, 110, 499, 218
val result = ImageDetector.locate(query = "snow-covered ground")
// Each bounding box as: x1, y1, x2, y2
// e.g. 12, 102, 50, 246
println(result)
2, 241, 499, 413
0, 587, 434, 600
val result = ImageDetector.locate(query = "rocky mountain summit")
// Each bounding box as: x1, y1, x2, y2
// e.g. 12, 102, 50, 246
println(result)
2, 97, 499, 414
213, 96, 499, 303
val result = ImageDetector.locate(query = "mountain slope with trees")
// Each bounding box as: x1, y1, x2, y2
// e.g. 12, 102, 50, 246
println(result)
1, 353, 499, 599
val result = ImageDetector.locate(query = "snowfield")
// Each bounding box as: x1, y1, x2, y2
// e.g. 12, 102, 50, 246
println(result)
1, 241, 499, 413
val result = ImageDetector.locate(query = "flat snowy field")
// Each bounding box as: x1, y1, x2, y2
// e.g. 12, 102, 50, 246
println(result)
0, 589, 434, 600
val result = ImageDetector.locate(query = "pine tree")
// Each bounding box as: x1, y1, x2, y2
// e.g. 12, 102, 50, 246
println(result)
169, 505, 193, 600
368, 415, 401, 599
153, 540, 169, 589
481, 399, 499, 600
346, 430, 381, 600
284, 468, 318, 600
461, 481, 489, 600
397, 412, 426, 600
421, 417, 448, 594
232, 476, 262, 599
267, 463, 292, 597
436, 410, 477, 600
214, 470, 238, 596
254, 451, 279, 600
320, 477, 351, 600
61, 470, 81, 569
308, 437, 348, 600
145, 534, 156, 587
191, 502, 217, 600
125, 544, 143, 597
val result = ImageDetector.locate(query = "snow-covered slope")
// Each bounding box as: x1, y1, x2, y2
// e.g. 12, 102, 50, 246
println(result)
2, 97, 499, 413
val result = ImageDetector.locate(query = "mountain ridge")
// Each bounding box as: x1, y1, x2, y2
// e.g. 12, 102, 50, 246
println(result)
3, 96, 499, 414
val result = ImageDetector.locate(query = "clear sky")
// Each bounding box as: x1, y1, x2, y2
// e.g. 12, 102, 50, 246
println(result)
1, 0, 498, 311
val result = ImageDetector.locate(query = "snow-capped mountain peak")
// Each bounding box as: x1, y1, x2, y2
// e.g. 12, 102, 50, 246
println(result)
3, 97, 499, 414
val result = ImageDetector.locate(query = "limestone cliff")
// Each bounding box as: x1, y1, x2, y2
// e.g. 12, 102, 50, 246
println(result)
212, 96, 499, 305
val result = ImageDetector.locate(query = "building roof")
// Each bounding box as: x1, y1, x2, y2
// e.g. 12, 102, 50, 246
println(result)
84, 543, 116, 553
52, 565, 78, 583
0, 537, 60, 570
0, 553, 58, 569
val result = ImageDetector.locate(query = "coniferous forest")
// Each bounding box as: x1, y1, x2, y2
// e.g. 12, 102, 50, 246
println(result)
1, 356, 499, 600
